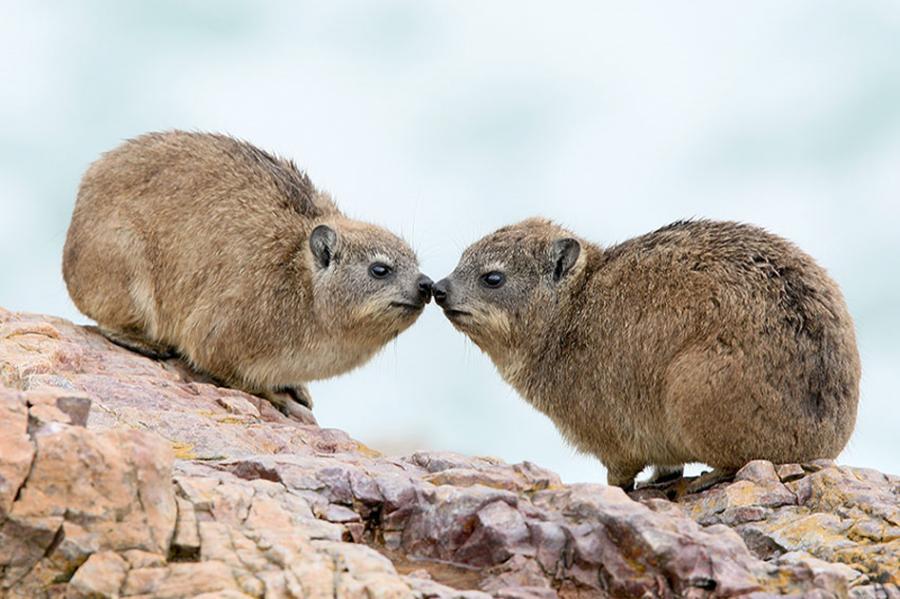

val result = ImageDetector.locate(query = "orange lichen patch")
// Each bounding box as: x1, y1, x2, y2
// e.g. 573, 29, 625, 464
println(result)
757, 569, 803, 595
529, 482, 564, 493
725, 481, 768, 504
832, 541, 900, 585
685, 480, 774, 519
765, 513, 854, 553
193, 410, 218, 418
170, 442, 197, 460
214, 416, 247, 425
353, 441, 383, 458
847, 519, 889, 543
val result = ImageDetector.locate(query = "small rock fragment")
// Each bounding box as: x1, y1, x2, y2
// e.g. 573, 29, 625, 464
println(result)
69, 551, 129, 598
735, 460, 780, 485
776, 463, 806, 483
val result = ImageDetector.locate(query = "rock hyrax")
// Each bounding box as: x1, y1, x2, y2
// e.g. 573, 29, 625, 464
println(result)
63, 131, 432, 419
434, 218, 860, 490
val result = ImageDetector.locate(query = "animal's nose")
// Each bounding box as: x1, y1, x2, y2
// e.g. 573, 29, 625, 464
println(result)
417, 275, 433, 302
433, 278, 449, 306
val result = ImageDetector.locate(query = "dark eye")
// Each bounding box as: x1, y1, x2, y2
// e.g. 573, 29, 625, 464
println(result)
369, 262, 392, 279
480, 271, 506, 289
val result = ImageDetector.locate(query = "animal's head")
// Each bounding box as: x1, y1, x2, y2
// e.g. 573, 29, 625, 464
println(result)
308, 218, 431, 344
433, 218, 585, 362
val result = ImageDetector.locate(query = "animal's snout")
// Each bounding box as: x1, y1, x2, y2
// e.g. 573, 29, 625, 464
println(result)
433, 278, 450, 306
417, 274, 433, 303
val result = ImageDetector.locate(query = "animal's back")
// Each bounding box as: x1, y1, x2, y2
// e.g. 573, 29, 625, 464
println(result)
63, 131, 337, 346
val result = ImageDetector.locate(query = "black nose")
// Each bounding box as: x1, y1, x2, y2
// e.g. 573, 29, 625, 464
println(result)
417, 275, 433, 302
433, 278, 449, 306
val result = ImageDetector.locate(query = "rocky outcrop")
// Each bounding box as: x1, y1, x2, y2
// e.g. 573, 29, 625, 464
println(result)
1, 307, 897, 598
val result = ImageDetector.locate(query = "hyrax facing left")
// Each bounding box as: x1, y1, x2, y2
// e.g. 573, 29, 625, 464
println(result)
434, 218, 860, 490
63, 131, 432, 420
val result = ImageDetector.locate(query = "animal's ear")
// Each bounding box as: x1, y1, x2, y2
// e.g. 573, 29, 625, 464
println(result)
551, 238, 581, 282
310, 224, 338, 268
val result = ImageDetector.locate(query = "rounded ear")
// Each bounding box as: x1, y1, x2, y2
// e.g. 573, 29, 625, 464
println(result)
309, 224, 338, 268
551, 238, 581, 282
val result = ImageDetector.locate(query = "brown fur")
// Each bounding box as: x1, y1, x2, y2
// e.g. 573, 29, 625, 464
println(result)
435, 218, 860, 489
63, 131, 430, 414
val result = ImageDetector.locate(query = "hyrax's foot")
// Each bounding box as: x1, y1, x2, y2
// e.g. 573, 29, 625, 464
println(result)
636, 464, 685, 490
281, 385, 313, 409
264, 385, 317, 425
98, 327, 177, 360
685, 468, 736, 494
607, 465, 642, 492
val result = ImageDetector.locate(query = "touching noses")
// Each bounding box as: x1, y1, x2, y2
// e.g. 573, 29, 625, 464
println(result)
417, 274, 433, 303
432, 279, 449, 306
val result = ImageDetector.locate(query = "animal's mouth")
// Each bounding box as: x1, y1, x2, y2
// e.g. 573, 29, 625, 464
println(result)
391, 301, 425, 312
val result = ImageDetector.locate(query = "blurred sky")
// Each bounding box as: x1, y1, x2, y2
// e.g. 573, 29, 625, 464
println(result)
1, 1, 898, 482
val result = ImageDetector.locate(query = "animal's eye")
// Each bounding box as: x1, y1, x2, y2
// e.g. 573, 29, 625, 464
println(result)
369, 262, 393, 279
480, 271, 506, 289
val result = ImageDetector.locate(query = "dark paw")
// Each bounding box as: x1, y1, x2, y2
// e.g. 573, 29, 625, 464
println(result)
265, 386, 317, 425
278, 399, 317, 425
278, 385, 312, 409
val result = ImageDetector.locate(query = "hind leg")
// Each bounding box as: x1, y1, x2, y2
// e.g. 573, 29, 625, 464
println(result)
68, 227, 172, 362
664, 347, 799, 472
99, 327, 177, 360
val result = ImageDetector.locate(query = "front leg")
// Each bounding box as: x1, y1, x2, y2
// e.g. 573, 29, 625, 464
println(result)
637, 464, 685, 489
280, 384, 313, 409
606, 464, 643, 492
264, 385, 317, 425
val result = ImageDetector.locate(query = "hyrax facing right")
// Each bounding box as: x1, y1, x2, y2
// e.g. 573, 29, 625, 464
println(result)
434, 218, 860, 490
63, 131, 432, 420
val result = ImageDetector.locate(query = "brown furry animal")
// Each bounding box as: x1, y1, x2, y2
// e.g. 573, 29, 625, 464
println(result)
63, 131, 432, 420
434, 218, 860, 490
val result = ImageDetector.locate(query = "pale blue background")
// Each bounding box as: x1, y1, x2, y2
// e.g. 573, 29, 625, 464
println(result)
2, 2, 898, 482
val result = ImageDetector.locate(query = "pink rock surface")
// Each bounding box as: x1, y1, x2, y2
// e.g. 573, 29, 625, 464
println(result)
1, 308, 897, 598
